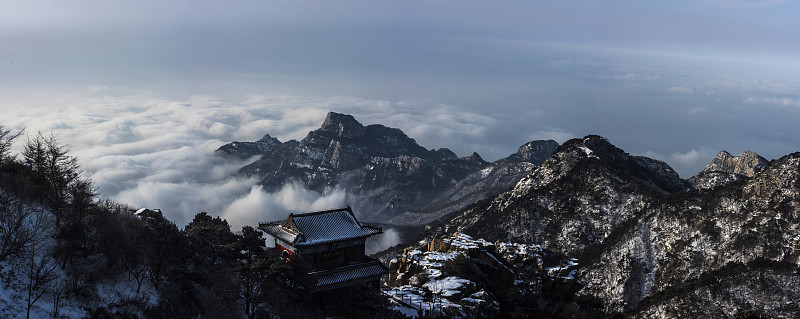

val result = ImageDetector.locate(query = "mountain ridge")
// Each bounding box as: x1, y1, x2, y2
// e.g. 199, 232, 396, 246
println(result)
400, 135, 799, 317
216, 112, 559, 224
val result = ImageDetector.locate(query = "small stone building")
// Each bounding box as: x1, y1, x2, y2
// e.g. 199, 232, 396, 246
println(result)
259, 207, 388, 292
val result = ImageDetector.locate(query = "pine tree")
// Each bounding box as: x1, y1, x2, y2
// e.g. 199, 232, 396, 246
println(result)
57, 178, 95, 269
0, 124, 23, 168
22, 132, 80, 226
184, 212, 239, 272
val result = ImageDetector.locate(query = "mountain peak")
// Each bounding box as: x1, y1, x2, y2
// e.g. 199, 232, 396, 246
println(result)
465, 152, 485, 163
553, 135, 687, 193
555, 135, 621, 161
257, 134, 280, 144
516, 140, 559, 164
703, 149, 767, 177
320, 112, 365, 138
716, 150, 733, 158
741, 150, 759, 158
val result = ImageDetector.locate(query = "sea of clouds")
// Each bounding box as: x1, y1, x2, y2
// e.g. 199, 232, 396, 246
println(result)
3, 63, 798, 249
1, 92, 503, 245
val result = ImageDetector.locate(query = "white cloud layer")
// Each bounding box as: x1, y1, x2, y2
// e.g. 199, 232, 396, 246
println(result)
3, 0, 800, 226
1, 93, 504, 227
221, 183, 347, 231
646, 147, 718, 177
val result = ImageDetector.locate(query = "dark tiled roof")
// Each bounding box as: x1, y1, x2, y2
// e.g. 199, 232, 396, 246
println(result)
309, 260, 388, 289
259, 222, 298, 244
259, 207, 382, 247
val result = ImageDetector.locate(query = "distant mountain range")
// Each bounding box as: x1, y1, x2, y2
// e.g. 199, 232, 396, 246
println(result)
217, 112, 800, 316
216, 112, 558, 224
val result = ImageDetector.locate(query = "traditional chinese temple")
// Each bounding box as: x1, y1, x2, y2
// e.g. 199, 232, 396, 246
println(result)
259, 207, 388, 292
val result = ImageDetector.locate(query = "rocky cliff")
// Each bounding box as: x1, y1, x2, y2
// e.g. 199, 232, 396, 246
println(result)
383, 232, 590, 317
703, 150, 768, 177
688, 150, 769, 191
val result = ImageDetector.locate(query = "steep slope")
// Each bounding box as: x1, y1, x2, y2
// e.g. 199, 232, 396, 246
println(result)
422, 135, 687, 256
581, 152, 800, 316
216, 112, 558, 223
416, 136, 799, 317
384, 140, 559, 225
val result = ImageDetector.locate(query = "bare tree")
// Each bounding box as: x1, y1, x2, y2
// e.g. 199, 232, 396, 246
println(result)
0, 192, 48, 261
0, 191, 59, 319
8, 207, 58, 319
20, 239, 59, 319
0, 193, 34, 261
50, 279, 69, 318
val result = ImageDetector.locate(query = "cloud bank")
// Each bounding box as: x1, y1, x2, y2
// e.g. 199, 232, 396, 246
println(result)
1, 93, 506, 227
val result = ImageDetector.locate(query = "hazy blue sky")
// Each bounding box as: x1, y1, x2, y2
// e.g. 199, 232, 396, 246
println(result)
2, 0, 799, 225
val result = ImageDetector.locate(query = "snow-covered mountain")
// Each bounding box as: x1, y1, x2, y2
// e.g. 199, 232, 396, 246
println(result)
219, 119, 800, 317
409, 135, 800, 317
583, 150, 800, 317
421, 135, 687, 254
216, 112, 559, 224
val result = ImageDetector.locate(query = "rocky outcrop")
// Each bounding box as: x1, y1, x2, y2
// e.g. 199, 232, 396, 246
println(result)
214, 134, 282, 160
703, 150, 768, 177
384, 233, 580, 317
319, 112, 366, 138
688, 150, 769, 190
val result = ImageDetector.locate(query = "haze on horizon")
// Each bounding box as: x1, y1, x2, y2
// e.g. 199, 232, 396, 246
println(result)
2, 0, 799, 227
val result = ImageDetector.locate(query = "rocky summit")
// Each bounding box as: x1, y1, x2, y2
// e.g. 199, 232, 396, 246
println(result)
216, 112, 558, 224
689, 150, 770, 191
703, 150, 768, 177
407, 135, 800, 317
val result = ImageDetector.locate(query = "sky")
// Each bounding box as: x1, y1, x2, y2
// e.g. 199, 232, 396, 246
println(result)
2, 0, 799, 230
